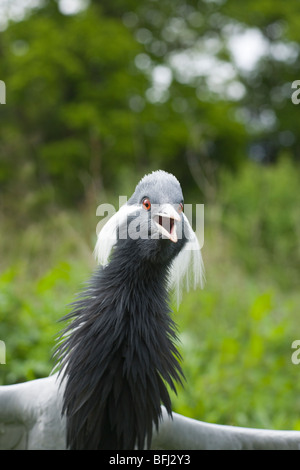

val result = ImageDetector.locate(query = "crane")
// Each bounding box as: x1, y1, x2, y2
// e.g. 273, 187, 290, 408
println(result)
54, 170, 203, 449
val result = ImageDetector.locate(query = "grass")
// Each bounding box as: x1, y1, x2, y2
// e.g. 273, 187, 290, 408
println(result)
0, 207, 96, 384
169, 203, 300, 431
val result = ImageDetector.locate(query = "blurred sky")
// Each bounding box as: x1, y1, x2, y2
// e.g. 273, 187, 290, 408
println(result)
0, 0, 89, 27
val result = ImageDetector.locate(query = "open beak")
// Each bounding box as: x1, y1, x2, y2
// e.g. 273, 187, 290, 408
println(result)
153, 204, 181, 243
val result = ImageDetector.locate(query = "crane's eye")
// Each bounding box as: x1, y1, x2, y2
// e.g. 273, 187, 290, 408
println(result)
142, 197, 151, 211
178, 202, 184, 212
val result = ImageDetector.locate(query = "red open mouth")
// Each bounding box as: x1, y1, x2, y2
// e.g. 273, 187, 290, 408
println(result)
158, 215, 174, 234
155, 215, 178, 243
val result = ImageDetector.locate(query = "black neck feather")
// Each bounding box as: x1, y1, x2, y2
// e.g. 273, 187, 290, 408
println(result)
56, 240, 184, 450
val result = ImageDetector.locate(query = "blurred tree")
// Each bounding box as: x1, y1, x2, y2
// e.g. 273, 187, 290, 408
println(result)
0, 2, 147, 209
0, 0, 299, 211
118, 0, 300, 180
219, 0, 300, 164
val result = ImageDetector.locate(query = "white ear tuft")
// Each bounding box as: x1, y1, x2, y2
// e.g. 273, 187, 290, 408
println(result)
94, 204, 139, 266
169, 213, 205, 308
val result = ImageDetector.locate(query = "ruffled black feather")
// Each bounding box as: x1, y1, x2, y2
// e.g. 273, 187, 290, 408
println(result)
55, 236, 186, 450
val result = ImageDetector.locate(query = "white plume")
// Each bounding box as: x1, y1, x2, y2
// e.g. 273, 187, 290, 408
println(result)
94, 203, 139, 266
169, 213, 205, 307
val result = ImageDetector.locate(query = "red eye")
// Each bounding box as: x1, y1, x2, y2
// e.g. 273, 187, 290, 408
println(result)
178, 202, 184, 212
142, 198, 151, 211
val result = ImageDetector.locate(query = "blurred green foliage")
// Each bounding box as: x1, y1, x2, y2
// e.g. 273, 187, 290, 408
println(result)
220, 157, 300, 288
1, 0, 300, 211
1, 0, 300, 432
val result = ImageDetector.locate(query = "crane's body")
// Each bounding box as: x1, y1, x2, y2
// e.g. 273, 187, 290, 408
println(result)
1, 374, 300, 450
0, 374, 65, 450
